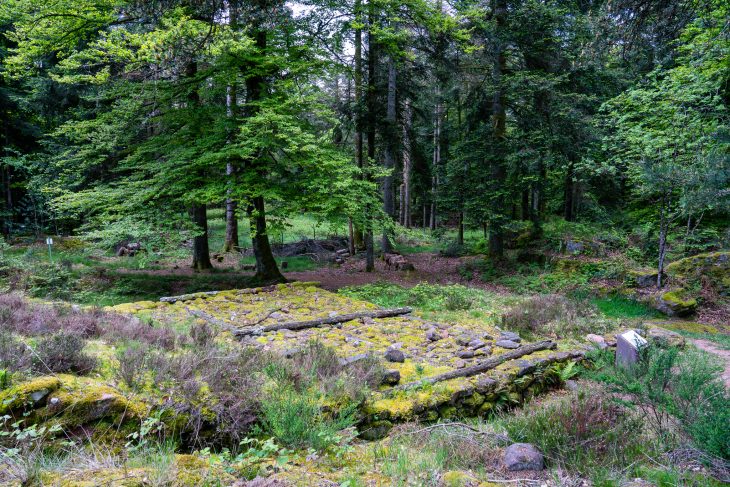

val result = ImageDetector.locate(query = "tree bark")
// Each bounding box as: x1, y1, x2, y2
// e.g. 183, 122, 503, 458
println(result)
657, 192, 669, 288
396, 340, 556, 390
458, 212, 464, 245
223, 0, 240, 253
351, 0, 365, 252
240, 13, 283, 282
364, 0, 376, 272
382, 57, 397, 252
247, 196, 285, 283
488, 0, 508, 259
191, 203, 213, 271
185, 60, 213, 270
401, 99, 413, 228
564, 159, 575, 222
430, 97, 441, 230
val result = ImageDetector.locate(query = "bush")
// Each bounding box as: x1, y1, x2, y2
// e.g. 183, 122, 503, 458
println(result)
116, 342, 152, 391
0, 331, 31, 373
588, 346, 730, 459
501, 294, 613, 339
0, 294, 178, 349
259, 384, 357, 451
33, 332, 96, 374
501, 388, 648, 474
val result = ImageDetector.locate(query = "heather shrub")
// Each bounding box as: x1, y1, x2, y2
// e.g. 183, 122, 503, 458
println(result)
500, 388, 647, 473
588, 346, 730, 459
0, 294, 178, 349
0, 331, 31, 373
33, 332, 97, 374
116, 342, 152, 391
290, 340, 383, 401
501, 294, 613, 339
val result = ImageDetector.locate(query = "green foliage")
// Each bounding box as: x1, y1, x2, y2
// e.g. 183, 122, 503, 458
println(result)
340, 282, 499, 312
500, 389, 649, 475
591, 296, 660, 319
258, 384, 357, 452
588, 346, 730, 459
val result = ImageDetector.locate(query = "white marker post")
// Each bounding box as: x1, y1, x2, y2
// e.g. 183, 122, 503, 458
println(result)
46, 237, 53, 261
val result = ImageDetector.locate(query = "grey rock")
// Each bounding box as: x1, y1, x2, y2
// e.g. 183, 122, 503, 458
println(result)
564, 380, 579, 391
385, 349, 405, 363
504, 443, 544, 471
565, 239, 584, 254
616, 330, 648, 368
457, 350, 475, 359
382, 369, 401, 385
585, 334, 607, 349
499, 332, 521, 343
340, 353, 370, 366
495, 339, 520, 349
456, 335, 472, 346
425, 328, 441, 342
468, 339, 487, 350
476, 377, 498, 393
29, 389, 51, 405
454, 360, 466, 369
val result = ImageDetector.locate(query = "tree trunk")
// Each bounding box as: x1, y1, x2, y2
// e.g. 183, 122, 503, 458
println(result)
223, 85, 239, 253
364, 0, 376, 272
186, 60, 213, 270
401, 99, 413, 228
348, 217, 356, 256
247, 197, 285, 283
382, 57, 397, 252
488, 0, 508, 259
430, 97, 441, 231
657, 193, 668, 288
564, 159, 575, 222
191, 204, 213, 271
223, 1, 239, 253
241, 17, 282, 282
458, 212, 464, 246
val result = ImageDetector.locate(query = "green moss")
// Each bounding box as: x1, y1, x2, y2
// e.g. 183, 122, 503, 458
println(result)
0, 376, 61, 414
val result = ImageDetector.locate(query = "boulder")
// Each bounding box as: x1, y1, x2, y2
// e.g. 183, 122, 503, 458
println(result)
585, 334, 608, 349
626, 269, 662, 288
382, 369, 401, 385
665, 251, 730, 296
656, 289, 698, 317
503, 443, 544, 471
646, 326, 686, 348
384, 349, 405, 363
495, 339, 520, 349
616, 330, 647, 368
499, 331, 521, 343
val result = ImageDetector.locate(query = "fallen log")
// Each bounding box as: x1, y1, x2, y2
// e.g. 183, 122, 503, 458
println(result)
234, 307, 413, 338
185, 308, 238, 333
160, 284, 282, 303
394, 340, 556, 391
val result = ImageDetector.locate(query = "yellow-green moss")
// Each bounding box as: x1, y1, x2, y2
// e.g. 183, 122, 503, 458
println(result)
0, 376, 61, 414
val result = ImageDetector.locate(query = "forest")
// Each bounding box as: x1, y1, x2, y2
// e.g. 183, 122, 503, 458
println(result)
0, 0, 728, 486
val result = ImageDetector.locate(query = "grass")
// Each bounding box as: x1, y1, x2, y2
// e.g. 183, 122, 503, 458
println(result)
591, 295, 661, 319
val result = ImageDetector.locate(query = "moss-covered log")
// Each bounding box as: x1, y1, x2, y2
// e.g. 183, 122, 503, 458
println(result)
234, 307, 414, 337
394, 340, 556, 390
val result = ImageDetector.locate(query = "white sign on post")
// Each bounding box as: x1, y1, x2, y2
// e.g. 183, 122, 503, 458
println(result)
46, 237, 53, 245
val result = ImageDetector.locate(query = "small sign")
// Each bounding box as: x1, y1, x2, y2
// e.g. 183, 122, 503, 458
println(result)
46, 237, 53, 245
616, 330, 648, 368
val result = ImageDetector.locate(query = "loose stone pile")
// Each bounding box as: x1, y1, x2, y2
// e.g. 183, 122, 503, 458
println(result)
111, 282, 584, 439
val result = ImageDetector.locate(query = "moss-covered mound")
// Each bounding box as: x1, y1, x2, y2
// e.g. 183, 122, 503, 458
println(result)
108, 282, 584, 437
0, 374, 148, 442
665, 251, 730, 295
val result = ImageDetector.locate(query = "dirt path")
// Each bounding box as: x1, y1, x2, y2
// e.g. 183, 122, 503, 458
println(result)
691, 339, 730, 388
287, 253, 510, 292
